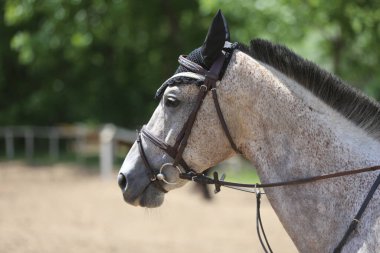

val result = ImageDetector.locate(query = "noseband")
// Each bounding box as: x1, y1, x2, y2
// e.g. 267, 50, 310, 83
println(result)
137, 45, 240, 193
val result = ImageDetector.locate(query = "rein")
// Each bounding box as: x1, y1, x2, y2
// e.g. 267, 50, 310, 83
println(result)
181, 167, 380, 253
180, 165, 380, 191
180, 167, 380, 253
136, 43, 380, 253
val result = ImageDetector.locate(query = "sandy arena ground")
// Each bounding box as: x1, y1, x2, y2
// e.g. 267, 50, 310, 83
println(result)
0, 162, 297, 253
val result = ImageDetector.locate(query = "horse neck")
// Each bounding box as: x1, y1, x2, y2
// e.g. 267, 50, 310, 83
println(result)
223, 51, 380, 176
220, 51, 380, 252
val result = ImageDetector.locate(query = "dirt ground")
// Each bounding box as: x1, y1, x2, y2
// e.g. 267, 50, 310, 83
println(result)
0, 162, 298, 253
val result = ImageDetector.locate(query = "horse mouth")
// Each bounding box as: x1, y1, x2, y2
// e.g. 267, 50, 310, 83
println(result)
122, 183, 165, 208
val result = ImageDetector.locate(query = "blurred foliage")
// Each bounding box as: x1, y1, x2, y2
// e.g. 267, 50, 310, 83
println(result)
0, 0, 206, 127
1, 0, 379, 128
200, 0, 380, 94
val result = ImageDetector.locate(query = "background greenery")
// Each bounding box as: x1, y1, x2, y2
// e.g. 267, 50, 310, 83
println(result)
1, 0, 380, 128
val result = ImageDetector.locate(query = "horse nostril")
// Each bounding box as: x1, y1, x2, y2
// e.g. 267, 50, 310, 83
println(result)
118, 173, 127, 191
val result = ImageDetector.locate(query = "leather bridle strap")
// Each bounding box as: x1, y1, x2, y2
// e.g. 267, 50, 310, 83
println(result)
333, 172, 380, 253
140, 128, 192, 172
180, 165, 380, 253
181, 165, 380, 189
211, 81, 241, 153
136, 84, 210, 193
178, 55, 208, 75
256, 191, 273, 253
136, 52, 240, 193
172, 53, 237, 167
172, 84, 210, 167
136, 130, 168, 193
178, 54, 241, 154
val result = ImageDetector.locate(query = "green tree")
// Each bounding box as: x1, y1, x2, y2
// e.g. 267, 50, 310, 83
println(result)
200, 0, 380, 99
1, 0, 379, 128
1, 0, 206, 127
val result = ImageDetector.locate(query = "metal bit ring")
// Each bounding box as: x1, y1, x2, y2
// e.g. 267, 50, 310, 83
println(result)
157, 163, 183, 185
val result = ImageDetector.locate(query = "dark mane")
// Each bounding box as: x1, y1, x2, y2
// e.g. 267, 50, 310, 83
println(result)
237, 39, 380, 141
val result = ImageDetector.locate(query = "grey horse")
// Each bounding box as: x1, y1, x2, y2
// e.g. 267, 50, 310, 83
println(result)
118, 11, 380, 253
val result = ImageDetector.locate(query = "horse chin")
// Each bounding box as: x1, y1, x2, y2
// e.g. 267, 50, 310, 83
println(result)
125, 184, 163, 208
138, 184, 165, 208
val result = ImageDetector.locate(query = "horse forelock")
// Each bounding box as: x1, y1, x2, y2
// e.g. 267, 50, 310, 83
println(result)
236, 39, 380, 141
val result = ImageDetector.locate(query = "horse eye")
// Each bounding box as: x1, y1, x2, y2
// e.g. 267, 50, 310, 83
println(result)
165, 96, 180, 107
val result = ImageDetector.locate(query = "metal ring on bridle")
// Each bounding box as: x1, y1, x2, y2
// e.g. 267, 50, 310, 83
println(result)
200, 84, 208, 91
156, 163, 183, 185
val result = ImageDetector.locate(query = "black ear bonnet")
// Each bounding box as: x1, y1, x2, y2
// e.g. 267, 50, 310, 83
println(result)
155, 10, 237, 100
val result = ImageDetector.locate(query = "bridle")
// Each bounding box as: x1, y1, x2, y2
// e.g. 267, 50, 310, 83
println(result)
137, 43, 241, 193
135, 43, 380, 253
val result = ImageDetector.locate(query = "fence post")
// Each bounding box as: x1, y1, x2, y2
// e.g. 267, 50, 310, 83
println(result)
49, 128, 59, 160
75, 124, 87, 161
5, 128, 15, 159
24, 128, 34, 161
99, 124, 116, 180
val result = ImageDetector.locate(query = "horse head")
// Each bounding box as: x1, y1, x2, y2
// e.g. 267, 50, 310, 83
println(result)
117, 9, 380, 252
118, 11, 239, 207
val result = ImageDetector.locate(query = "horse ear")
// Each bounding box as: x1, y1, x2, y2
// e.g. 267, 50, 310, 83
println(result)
201, 10, 230, 68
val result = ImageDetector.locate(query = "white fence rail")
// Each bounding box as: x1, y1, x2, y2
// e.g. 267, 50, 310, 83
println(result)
0, 124, 135, 179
